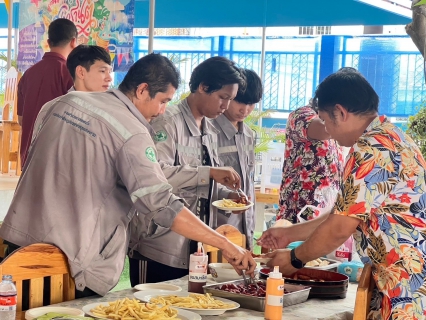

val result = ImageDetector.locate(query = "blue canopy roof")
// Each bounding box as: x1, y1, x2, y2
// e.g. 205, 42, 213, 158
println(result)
0, 0, 411, 29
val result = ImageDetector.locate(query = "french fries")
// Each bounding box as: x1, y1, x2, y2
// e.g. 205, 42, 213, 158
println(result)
221, 199, 245, 208
150, 293, 236, 310
90, 297, 180, 319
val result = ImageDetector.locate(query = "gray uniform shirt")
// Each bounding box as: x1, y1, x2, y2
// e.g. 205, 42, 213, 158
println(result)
211, 114, 256, 249
0, 90, 184, 296
130, 98, 231, 268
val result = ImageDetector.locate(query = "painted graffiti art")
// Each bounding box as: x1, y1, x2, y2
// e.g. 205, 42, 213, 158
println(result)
18, 0, 134, 72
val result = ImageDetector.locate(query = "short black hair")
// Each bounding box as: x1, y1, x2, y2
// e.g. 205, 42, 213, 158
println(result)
48, 18, 78, 48
234, 69, 262, 105
66, 45, 111, 80
189, 56, 246, 94
119, 53, 181, 98
314, 69, 379, 118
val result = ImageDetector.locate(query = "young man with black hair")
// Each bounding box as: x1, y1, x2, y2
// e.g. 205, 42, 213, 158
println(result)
128, 56, 248, 285
259, 69, 426, 319
18, 18, 78, 166
66, 44, 112, 92
212, 69, 263, 249
1, 53, 256, 297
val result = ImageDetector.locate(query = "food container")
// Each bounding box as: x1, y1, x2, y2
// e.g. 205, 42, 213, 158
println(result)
337, 261, 364, 282
304, 257, 341, 272
260, 268, 349, 299
203, 279, 311, 312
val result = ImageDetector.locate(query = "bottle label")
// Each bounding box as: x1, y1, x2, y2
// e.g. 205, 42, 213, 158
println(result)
278, 285, 284, 291
0, 306, 16, 311
266, 295, 283, 307
188, 272, 207, 283
0, 295, 16, 306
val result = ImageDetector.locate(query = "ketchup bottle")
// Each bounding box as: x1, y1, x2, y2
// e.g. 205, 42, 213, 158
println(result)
188, 242, 208, 294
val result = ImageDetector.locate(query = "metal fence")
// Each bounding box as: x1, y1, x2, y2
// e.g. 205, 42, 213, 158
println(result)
1, 34, 425, 119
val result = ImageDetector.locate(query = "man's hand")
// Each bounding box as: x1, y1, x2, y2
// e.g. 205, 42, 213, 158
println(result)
221, 241, 256, 277
210, 167, 241, 189
266, 249, 298, 276
257, 226, 291, 250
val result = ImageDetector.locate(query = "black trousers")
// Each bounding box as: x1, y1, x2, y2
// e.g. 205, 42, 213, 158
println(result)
128, 241, 197, 287
4, 241, 97, 309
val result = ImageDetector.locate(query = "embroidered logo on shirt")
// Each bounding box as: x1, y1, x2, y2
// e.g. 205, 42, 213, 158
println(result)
145, 147, 157, 162
154, 130, 168, 142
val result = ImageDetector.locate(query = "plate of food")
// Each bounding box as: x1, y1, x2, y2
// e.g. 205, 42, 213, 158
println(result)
82, 298, 201, 320
133, 291, 240, 316
251, 252, 271, 264
212, 199, 254, 212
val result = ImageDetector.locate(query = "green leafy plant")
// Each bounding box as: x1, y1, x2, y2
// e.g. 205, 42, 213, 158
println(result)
406, 101, 426, 158
244, 109, 286, 154
0, 53, 17, 70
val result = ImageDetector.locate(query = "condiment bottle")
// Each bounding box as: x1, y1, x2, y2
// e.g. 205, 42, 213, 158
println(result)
264, 266, 284, 320
188, 242, 208, 294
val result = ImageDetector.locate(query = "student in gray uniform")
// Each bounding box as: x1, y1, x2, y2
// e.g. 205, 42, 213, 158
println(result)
212, 69, 263, 250
128, 56, 247, 285
0, 53, 256, 298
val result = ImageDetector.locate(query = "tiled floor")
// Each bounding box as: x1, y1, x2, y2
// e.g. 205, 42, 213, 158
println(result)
0, 172, 19, 221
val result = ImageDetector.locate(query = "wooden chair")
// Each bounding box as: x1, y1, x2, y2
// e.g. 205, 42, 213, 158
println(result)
0, 67, 21, 175
0, 243, 75, 319
353, 263, 375, 320
203, 224, 246, 263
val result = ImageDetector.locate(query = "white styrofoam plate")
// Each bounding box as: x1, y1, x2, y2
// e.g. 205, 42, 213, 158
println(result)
211, 200, 254, 212
304, 257, 341, 270
25, 307, 84, 320
133, 283, 182, 292
133, 291, 240, 315
82, 301, 201, 320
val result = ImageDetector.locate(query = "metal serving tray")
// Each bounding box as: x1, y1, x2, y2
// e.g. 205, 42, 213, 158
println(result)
203, 279, 311, 312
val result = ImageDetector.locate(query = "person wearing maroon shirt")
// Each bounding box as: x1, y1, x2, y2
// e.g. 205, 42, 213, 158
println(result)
18, 18, 77, 166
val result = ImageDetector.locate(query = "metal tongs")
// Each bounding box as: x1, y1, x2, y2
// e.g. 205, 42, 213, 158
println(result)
236, 187, 248, 204
242, 271, 260, 291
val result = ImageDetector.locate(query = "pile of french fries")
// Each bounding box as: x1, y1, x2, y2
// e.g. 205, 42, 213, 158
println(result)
150, 293, 235, 310
90, 297, 180, 319
221, 199, 245, 208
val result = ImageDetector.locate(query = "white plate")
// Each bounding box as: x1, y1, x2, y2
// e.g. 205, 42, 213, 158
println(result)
25, 307, 84, 320
82, 301, 201, 320
134, 283, 182, 292
253, 257, 272, 264
211, 200, 254, 212
134, 291, 240, 316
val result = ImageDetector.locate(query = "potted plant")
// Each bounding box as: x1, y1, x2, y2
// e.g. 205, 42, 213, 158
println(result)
407, 102, 426, 159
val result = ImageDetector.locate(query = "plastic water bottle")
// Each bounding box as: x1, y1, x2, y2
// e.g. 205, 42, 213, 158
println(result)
0, 275, 17, 320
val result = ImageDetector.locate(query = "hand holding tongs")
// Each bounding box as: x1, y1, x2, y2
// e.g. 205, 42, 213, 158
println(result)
242, 270, 260, 291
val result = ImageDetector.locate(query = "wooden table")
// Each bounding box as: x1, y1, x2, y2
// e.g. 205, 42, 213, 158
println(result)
47, 276, 356, 320
255, 191, 279, 204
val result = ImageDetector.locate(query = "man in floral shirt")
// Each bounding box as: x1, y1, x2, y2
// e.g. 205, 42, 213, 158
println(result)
278, 103, 344, 223
259, 69, 426, 319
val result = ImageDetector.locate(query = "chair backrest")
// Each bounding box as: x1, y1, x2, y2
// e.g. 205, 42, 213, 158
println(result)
203, 224, 246, 263
353, 263, 375, 320
2, 67, 19, 122
0, 243, 75, 313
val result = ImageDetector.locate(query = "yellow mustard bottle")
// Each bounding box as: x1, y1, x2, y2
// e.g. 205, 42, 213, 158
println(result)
264, 266, 284, 320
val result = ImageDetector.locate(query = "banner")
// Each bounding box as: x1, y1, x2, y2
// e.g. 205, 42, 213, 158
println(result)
17, 0, 134, 72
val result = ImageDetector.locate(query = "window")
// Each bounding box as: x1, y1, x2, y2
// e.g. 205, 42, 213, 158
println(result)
299, 26, 331, 35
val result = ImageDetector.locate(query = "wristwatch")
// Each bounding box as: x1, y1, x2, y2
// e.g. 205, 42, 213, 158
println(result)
290, 248, 306, 269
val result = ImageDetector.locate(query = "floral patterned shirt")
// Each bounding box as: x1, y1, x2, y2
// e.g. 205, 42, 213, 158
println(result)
278, 106, 344, 223
335, 115, 426, 320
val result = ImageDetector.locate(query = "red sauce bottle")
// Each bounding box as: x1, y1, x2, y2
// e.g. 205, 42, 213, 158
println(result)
188, 242, 208, 294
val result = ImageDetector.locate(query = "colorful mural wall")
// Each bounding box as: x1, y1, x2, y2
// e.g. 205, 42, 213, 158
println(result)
17, 0, 134, 72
